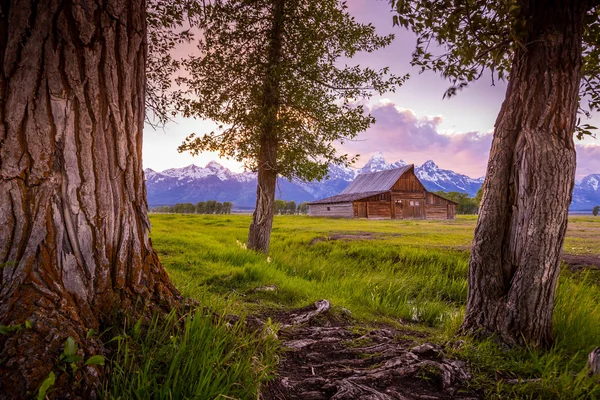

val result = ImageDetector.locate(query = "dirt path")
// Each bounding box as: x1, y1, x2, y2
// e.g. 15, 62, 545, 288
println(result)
260, 301, 479, 400
562, 254, 600, 271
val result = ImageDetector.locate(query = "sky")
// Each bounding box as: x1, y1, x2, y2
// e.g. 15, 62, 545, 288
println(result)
142, 0, 600, 179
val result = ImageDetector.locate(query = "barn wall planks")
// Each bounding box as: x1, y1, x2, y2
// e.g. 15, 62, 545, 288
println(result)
392, 172, 425, 192
366, 201, 391, 219
426, 192, 451, 206
392, 192, 425, 201
447, 204, 456, 219
309, 203, 354, 218
425, 205, 449, 220
399, 198, 425, 219
353, 202, 367, 218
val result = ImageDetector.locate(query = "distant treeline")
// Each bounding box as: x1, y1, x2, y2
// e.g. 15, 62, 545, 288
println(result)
151, 200, 311, 215
152, 201, 233, 214
275, 200, 309, 215
434, 190, 482, 215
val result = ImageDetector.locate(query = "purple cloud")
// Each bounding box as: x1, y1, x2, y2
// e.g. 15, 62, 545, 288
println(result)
340, 103, 493, 177
339, 102, 600, 179
576, 145, 600, 178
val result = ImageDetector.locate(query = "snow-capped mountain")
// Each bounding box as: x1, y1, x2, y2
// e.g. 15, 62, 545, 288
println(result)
356, 151, 406, 174
415, 160, 484, 196
145, 162, 258, 207
144, 155, 599, 210
572, 174, 600, 210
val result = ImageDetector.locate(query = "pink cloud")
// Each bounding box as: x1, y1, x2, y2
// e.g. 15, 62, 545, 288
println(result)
340, 104, 493, 177
576, 145, 600, 178
339, 103, 600, 179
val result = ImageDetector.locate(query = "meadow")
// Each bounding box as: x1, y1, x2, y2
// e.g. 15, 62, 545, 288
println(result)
108, 214, 600, 399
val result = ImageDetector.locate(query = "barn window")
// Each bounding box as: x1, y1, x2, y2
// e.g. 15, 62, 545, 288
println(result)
415, 201, 420, 206
327, 207, 330, 211
409, 201, 414, 206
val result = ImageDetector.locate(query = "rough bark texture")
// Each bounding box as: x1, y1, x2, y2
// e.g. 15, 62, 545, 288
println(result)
589, 347, 600, 376
0, 0, 179, 397
247, 0, 285, 254
461, 0, 589, 347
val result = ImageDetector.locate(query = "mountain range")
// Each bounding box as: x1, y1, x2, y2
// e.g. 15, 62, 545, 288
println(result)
145, 152, 600, 211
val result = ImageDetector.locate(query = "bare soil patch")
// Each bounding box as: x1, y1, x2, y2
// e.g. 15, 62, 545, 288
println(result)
562, 254, 600, 271
260, 300, 479, 400
452, 246, 600, 272
310, 232, 402, 245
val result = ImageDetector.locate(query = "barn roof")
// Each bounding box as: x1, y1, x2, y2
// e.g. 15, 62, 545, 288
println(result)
340, 165, 413, 194
308, 165, 414, 205
307, 191, 389, 205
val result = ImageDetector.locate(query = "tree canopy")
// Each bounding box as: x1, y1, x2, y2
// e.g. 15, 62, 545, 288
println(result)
390, 0, 600, 137
177, 0, 405, 181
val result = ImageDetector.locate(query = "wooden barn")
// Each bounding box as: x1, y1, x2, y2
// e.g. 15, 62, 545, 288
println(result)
308, 165, 457, 220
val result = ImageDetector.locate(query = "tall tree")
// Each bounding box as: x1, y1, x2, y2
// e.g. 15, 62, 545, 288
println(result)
178, 0, 405, 253
222, 201, 233, 214
196, 201, 207, 214
391, 0, 600, 347
0, 0, 179, 396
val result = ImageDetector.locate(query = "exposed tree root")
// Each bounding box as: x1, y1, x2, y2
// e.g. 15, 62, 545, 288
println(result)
259, 300, 479, 399
589, 347, 600, 376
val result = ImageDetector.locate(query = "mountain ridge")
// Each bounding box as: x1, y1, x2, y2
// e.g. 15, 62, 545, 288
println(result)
145, 153, 599, 210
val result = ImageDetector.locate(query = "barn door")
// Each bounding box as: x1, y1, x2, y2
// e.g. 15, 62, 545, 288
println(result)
415, 199, 425, 219
356, 202, 367, 218
403, 199, 424, 219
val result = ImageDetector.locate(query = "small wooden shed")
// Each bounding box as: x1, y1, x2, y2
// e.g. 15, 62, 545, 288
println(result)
308, 165, 457, 220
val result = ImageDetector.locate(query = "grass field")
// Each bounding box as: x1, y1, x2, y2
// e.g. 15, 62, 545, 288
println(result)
109, 214, 600, 399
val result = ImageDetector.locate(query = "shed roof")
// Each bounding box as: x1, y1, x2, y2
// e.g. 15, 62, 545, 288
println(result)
340, 165, 413, 194
307, 191, 389, 205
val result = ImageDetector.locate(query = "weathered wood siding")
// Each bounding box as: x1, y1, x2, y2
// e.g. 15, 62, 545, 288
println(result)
425, 205, 448, 220
392, 172, 425, 192
391, 191, 425, 201
309, 203, 354, 218
353, 193, 392, 219
424, 192, 456, 220
447, 204, 456, 219
426, 192, 448, 205
400, 198, 425, 219
366, 201, 392, 219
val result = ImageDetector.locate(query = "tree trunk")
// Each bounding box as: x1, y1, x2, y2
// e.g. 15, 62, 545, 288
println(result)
0, 1, 179, 397
247, 0, 285, 254
460, 0, 588, 347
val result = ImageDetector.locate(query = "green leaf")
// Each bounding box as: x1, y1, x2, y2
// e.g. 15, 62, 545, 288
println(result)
25, 320, 33, 329
106, 334, 126, 344
63, 337, 78, 357
62, 355, 83, 364
37, 371, 55, 400
0, 324, 22, 335
84, 355, 105, 366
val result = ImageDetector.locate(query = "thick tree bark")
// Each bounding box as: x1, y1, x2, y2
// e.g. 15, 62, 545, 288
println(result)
0, 1, 179, 397
247, 0, 285, 254
461, 0, 589, 347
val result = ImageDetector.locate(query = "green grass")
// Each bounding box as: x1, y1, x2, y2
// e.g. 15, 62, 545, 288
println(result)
107, 214, 600, 399
104, 307, 278, 399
